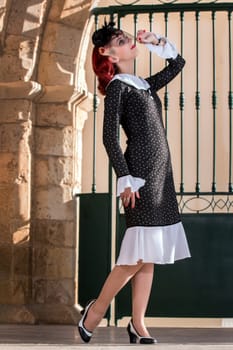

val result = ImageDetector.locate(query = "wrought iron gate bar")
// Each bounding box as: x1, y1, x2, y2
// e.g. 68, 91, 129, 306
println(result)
133, 13, 138, 74
91, 15, 99, 194
211, 11, 217, 193
91, 3, 233, 16
228, 10, 233, 192
149, 12, 153, 76
179, 11, 184, 194
164, 12, 169, 133
195, 11, 200, 193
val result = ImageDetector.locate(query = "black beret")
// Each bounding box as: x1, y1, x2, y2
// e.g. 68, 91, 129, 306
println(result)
92, 20, 123, 47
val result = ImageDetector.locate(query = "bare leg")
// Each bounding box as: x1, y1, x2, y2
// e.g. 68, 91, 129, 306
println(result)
131, 263, 154, 337
84, 263, 144, 331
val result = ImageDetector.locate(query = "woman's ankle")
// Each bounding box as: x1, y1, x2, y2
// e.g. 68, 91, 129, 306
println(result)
131, 318, 150, 337
84, 302, 105, 332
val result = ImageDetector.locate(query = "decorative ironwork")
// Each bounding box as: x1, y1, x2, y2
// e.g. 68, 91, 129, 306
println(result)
114, 0, 140, 4
113, 0, 230, 5
157, 0, 179, 3
91, 3, 233, 17
178, 194, 233, 213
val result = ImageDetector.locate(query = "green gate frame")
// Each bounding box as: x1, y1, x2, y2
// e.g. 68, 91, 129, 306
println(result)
78, 193, 112, 321
116, 213, 233, 319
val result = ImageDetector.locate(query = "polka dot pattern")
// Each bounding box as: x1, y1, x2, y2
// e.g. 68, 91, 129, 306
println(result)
103, 55, 185, 227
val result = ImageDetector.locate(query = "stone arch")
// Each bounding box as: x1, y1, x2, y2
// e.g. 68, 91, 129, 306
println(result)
0, 0, 94, 323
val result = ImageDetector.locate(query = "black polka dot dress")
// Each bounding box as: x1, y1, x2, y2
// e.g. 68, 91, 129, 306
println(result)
103, 54, 191, 265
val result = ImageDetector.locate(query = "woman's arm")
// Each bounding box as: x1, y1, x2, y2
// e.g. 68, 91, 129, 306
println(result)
145, 54, 185, 92
103, 79, 130, 178
136, 31, 185, 92
103, 80, 145, 207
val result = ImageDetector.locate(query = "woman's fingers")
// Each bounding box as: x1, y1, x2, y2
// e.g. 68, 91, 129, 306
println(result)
120, 187, 131, 207
130, 192, 135, 209
136, 29, 146, 42
121, 195, 131, 207
120, 189, 140, 208
137, 29, 146, 36
136, 31, 161, 45
136, 31, 154, 43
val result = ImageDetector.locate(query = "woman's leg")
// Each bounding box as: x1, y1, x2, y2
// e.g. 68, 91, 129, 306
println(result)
131, 263, 154, 337
84, 263, 144, 331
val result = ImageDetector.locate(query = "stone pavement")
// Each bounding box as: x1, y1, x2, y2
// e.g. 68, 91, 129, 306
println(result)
0, 325, 233, 349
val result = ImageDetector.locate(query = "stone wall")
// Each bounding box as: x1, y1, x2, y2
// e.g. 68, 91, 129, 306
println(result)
0, 0, 93, 323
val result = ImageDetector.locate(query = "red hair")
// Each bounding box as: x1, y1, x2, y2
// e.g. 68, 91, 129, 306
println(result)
92, 46, 118, 95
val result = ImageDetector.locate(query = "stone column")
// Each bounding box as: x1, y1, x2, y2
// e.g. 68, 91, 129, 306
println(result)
0, 0, 93, 323
31, 88, 79, 323
0, 82, 42, 323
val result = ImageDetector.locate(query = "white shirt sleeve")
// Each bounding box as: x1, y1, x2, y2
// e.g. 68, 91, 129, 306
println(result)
145, 34, 178, 59
117, 175, 145, 196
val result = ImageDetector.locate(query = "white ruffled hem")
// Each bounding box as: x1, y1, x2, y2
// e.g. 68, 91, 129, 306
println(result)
116, 222, 191, 265
117, 175, 145, 196
145, 34, 178, 59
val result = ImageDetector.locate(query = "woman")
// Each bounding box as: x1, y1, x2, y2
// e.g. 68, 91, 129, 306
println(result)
78, 21, 191, 344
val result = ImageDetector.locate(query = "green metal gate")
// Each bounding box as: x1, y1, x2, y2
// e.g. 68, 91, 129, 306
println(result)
78, 0, 233, 323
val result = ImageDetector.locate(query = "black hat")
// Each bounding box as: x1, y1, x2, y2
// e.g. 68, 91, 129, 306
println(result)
92, 20, 123, 47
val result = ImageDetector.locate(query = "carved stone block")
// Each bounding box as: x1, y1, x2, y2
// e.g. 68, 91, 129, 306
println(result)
6, 0, 31, 35
12, 277, 30, 304
49, 0, 91, 28
37, 103, 73, 127
0, 185, 16, 222
35, 126, 73, 157
5, 35, 22, 55
13, 245, 30, 276
0, 246, 12, 279
0, 278, 29, 304
0, 54, 25, 82
42, 22, 81, 57
0, 122, 31, 153
0, 183, 30, 227
34, 186, 74, 220
34, 156, 73, 187
0, 222, 11, 245
0, 100, 32, 123
0, 153, 19, 184
38, 52, 74, 85
33, 246, 75, 279
46, 279, 74, 305
0, 280, 13, 303
33, 278, 74, 305
32, 219, 75, 248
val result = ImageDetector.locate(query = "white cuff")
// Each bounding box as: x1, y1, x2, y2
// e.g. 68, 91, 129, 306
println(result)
145, 34, 178, 59
117, 175, 145, 196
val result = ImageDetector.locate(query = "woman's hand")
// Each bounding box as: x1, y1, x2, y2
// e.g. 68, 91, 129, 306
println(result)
136, 30, 166, 46
120, 187, 140, 209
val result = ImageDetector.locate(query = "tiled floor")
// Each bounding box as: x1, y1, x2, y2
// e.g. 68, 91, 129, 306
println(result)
0, 325, 233, 349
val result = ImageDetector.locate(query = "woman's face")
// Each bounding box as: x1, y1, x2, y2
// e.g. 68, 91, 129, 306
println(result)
105, 31, 138, 62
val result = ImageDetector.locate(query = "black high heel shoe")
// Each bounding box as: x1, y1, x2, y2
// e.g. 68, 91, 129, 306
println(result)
78, 299, 96, 343
127, 320, 157, 344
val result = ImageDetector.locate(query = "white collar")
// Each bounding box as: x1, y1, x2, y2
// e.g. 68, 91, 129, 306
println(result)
109, 74, 150, 90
